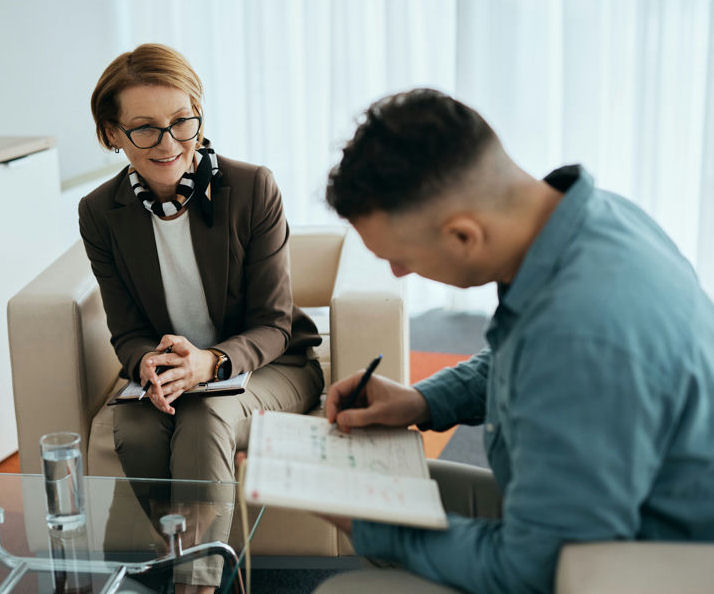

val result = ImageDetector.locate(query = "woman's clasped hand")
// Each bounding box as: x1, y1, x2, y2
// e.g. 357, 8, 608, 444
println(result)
139, 334, 217, 414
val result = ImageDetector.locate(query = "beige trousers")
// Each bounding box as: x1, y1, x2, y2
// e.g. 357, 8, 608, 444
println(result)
315, 459, 502, 594
112, 359, 323, 586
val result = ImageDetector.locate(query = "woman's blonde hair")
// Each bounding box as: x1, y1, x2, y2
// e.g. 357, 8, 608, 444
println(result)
91, 43, 204, 150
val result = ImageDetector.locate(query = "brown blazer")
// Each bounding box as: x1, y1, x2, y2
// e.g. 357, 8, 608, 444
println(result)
78, 155, 321, 382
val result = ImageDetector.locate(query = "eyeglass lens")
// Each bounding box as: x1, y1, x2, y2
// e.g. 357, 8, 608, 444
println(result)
129, 118, 200, 148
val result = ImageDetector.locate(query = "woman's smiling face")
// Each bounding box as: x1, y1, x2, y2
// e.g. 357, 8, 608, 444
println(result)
108, 84, 198, 200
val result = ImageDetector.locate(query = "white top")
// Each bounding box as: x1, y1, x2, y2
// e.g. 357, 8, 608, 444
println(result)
152, 211, 217, 348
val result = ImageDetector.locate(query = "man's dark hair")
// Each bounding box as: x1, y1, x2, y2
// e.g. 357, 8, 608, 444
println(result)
326, 88, 498, 219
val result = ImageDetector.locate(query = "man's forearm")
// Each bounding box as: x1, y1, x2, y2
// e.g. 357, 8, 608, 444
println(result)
415, 348, 491, 431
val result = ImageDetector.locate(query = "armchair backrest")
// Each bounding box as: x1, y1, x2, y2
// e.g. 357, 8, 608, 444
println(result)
289, 226, 347, 307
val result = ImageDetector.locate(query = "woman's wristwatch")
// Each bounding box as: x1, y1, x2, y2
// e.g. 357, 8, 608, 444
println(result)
207, 348, 231, 381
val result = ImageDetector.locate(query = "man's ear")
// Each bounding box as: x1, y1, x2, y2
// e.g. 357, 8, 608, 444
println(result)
441, 213, 484, 255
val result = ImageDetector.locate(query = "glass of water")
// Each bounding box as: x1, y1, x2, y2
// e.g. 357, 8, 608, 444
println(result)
40, 432, 85, 528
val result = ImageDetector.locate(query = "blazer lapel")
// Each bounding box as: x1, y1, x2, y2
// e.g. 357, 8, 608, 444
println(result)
106, 178, 173, 335
189, 184, 230, 334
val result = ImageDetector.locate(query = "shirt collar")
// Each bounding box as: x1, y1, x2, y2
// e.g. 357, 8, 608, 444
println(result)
498, 164, 594, 315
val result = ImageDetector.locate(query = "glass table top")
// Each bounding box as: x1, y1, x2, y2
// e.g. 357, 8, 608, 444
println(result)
0, 473, 264, 593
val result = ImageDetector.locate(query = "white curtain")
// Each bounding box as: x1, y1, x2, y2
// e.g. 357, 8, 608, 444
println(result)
114, 0, 714, 315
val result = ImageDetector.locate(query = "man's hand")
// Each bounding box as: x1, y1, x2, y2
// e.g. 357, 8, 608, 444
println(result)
139, 334, 216, 414
326, 373, 431, 432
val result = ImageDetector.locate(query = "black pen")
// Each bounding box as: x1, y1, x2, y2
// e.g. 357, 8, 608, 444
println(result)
138, 346, 173, 400
339, 354, 383, 411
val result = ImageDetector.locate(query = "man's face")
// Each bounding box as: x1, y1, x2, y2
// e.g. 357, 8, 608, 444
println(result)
352, 207, 488, 289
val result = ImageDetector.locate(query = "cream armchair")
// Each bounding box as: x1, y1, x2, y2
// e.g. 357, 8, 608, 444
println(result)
556, 541, 714, 594
8, 225, 408, 557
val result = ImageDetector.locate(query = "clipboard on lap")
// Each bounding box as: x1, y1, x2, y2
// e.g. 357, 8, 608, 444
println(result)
108, 372, 252, 406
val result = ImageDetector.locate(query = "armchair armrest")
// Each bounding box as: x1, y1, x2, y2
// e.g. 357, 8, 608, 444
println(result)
8, 241, 120, 473
330, 291, 407, 384
556, 542, 714, 594
329, 228, 408, 385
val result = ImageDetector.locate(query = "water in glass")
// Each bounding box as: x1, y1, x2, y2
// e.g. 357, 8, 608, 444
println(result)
41, 432, 85, 528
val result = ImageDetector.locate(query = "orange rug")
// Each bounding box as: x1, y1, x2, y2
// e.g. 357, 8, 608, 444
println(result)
0, 451, 19, 473
411, 351, 471, 458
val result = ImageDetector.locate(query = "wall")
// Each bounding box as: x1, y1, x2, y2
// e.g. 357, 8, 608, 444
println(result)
0, 1, 127, 184
0, 147, 68, 459
0, 141, 122, 461
0, 1, 130, 458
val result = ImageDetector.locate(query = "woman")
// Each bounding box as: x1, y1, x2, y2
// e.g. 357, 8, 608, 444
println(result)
80, 43, 323, 591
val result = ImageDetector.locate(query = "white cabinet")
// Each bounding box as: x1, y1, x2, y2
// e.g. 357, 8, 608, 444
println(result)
0, 137, 78, 460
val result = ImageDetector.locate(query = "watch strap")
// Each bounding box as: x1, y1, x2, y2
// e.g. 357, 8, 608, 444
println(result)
207, 348, 229, 382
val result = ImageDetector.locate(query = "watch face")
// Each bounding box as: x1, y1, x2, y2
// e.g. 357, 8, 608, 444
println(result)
216, 360, 230, 381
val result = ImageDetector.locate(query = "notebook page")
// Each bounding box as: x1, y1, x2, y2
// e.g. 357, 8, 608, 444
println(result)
249, 411, 428, 478
244, 457, 447, 530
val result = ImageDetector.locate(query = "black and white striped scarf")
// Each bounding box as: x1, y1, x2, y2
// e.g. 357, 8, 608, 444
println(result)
128, 142, 220, 227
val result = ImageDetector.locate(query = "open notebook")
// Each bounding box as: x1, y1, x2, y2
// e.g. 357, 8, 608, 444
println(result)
243, 410, 448, 529
108, 371, 251, 405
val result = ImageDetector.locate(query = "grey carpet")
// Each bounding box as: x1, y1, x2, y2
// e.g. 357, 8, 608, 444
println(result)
250, 569, 340, 593
410, 308, 489, 354
439, 425, 489, 468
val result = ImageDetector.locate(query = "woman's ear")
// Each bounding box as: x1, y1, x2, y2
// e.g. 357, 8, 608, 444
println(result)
105, 125, 121, 150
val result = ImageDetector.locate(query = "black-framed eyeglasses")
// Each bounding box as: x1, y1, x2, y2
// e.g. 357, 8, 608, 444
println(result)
119, 116, 202, 149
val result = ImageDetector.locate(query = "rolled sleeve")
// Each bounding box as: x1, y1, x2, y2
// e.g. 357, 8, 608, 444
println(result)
415, 348, 491, 431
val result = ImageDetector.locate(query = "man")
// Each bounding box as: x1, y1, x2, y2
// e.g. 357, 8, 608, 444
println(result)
317, 89, 714, 593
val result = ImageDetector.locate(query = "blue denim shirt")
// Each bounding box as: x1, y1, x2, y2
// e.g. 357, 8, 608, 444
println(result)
351, 166, 714, 593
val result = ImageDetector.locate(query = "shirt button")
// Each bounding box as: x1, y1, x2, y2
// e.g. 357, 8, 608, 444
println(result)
485, 423, 495, 433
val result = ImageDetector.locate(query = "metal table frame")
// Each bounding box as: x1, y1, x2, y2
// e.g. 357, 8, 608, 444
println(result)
0, 507, 263, 593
